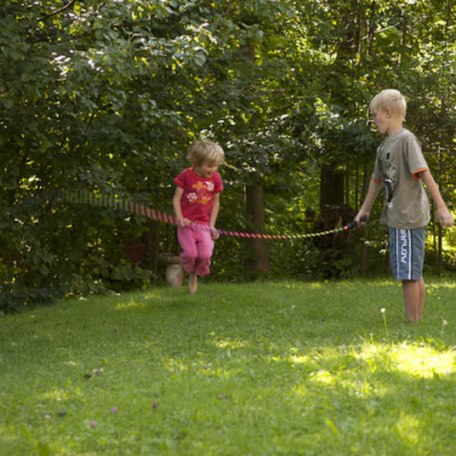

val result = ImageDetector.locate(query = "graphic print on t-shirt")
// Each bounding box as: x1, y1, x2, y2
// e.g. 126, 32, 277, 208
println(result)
381, 147, 398, 204
186, 180, 214, 206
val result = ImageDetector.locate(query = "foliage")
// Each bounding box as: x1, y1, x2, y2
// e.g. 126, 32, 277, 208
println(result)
2, 281, 456, 454
1, 0, 455, 311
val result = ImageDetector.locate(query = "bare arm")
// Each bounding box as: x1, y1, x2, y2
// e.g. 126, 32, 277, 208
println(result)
209, 193, 221, 239
172, 187, 191, 227
355, 178, 383, 223
420, 170, 454, 227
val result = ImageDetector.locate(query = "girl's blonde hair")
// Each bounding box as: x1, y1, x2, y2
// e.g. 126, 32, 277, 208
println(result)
370, 89, 407, 120
187, 140, 225, 166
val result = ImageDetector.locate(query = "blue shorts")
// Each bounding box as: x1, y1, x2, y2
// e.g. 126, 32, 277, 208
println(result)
388, 227, 425, 281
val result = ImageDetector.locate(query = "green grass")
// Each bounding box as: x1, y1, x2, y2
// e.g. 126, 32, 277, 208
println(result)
1, 279, 456, 455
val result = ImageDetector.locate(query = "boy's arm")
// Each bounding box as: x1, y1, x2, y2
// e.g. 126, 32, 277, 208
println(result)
209, 193, 220, 239
420, 170, 454, 227
172, 187, 191, 227
355, 178, 382, 224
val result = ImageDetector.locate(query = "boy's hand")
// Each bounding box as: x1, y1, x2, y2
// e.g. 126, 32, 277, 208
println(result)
437, 207, 454, 228
210, 226, 220, 240
354, 211, 369, 225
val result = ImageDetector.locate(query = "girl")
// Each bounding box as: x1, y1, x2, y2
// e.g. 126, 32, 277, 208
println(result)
171, 140, 224, 294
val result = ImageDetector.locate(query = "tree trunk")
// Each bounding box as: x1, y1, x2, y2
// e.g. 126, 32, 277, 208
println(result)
244, 183, 270, 274
320, 163, 345, 209
243, 39, 269, 276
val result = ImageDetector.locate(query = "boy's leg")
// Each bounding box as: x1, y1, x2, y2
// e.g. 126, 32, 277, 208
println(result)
402, 278, 425, 322
417, 277, 425, 320
194, 225, 215, 277
389, 227, 426, 323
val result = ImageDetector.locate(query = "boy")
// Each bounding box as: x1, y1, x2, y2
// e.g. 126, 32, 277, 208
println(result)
355, 89, 453, 322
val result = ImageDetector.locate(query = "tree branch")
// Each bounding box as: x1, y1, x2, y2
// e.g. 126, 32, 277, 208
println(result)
41, 0, 76, 20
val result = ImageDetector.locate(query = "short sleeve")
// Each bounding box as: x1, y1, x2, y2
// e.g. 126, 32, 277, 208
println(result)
372, 152, 383, 183
173, 169, 188, 189
213, 173, 223, 193
405, 135, 428, 177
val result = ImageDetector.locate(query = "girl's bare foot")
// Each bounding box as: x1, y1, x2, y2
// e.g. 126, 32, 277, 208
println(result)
189, 273, 198, 294
166, 265, 183, 288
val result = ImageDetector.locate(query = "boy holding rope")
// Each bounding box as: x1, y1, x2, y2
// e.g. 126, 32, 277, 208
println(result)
355, 89, 453, 322
170, 140, 224, 294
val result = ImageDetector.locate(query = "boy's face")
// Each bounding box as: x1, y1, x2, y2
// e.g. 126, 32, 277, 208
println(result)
371, 108, 391, 135
371, 107, 403, 136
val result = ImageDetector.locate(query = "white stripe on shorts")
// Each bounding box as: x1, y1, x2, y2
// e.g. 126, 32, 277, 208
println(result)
396, 228, 412, 280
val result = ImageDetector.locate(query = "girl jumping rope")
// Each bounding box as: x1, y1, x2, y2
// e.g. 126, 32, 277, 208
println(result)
170, 140, 225, 294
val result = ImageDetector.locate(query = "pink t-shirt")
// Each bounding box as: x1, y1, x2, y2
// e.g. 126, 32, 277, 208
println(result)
173, 168, 223, 223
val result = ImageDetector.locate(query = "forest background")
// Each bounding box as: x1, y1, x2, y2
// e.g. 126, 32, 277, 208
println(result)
1, 0, 455, 313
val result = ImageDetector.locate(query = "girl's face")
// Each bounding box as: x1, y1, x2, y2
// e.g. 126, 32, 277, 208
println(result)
194, 161, 219, 178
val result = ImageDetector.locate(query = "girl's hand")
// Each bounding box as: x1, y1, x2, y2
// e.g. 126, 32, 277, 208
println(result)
177, 217, 192, 227
210, 226, 220, 240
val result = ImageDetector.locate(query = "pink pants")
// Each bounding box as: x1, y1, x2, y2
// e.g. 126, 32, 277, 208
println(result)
177, 224, 214, 277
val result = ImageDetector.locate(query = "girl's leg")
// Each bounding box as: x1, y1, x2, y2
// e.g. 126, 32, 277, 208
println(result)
194, 226, 215, 277
177, 227, 198, 273
166, 264, 184, 288
189, 272, 198, 295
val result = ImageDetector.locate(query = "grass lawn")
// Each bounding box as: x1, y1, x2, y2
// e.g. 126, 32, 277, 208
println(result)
1, 279, 456, 455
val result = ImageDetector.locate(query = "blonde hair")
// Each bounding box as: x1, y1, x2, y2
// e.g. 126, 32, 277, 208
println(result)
187, 140, 225, 166
370, 89, 407, 120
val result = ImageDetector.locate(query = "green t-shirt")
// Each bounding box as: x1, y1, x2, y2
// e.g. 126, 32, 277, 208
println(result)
373, 128, 430, 229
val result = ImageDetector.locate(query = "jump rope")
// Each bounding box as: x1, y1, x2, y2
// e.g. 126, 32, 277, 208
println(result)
52, 189, 367, 240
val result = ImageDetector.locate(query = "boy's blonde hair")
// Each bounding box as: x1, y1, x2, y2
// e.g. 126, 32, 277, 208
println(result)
187, 140, 225, 166
370, 89, 407, 120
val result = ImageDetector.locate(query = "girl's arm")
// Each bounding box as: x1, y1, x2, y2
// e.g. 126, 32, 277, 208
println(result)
172, 187, 191, 227
209, 193, 220, 239
420, 170, 454, 227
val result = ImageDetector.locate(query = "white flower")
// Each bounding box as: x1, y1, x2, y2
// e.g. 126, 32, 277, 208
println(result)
187, 192, 198, 203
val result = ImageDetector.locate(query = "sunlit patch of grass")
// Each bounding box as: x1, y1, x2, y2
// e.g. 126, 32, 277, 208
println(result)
310, 368, 337, 385
214, 338, 247, 350
114, 299, 147, 311
389, 343, 455, 377
41, 388, 74, 402
288, 353, 310, 364
164, 357, 189, 373
395, 412, 421, 446
356, 340, 456, 378
427, 281, 456, 289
